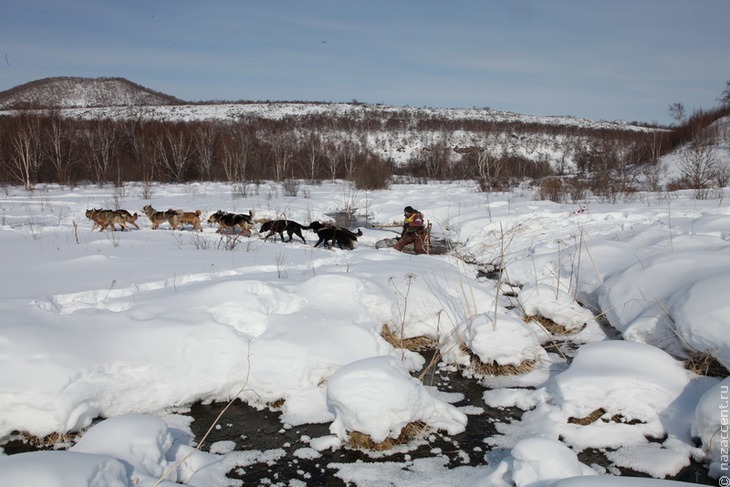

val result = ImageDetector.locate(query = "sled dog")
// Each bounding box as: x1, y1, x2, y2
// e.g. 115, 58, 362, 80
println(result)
207, 210, 256, 235
259, 219, 310, 243
142, 205, 182, 230
179, 210, 204, 231
309, 221, 362, 250
85, 208, 137, 231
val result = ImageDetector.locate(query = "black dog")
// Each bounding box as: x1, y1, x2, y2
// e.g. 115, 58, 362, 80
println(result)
208, 210, 256, 235
309, 221, 363, 250
260, 219, 310, 243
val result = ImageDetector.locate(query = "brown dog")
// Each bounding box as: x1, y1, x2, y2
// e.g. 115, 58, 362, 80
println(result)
179, 210, 204, 231
85, 208, 135, 231
142, 205, 182, 230
113, 209, 140, 230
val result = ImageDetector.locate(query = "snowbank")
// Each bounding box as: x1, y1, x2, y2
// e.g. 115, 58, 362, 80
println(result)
327, 355, 467, 444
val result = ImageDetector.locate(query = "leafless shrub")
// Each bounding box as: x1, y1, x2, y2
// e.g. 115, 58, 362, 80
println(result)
282, 178, 300, 197
353, 157, 391, 190
679, 123, 719, 200
537, 177, 565, 203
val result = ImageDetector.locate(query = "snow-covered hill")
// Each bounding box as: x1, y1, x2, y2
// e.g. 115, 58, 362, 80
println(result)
0, 77, 182, 109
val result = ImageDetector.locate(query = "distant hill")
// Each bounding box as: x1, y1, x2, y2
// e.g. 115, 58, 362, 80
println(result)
0, 77, 184, 109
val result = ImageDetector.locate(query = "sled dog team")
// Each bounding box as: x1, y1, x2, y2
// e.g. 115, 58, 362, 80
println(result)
84, 205, 363, 250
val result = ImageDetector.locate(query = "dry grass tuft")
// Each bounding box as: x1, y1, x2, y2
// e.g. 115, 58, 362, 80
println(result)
380, 324, 437, 351
267, 398, 286, 410
346, 421, 427, 451
15, 431, 77, 448
526, 315, 583, 336
460, 343, 537, 376
568, 408, 606, 425
684, 351, 728, 378
568, 408, 644, 426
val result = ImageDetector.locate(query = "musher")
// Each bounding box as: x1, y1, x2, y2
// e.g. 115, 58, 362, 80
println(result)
393, 206, 427, 255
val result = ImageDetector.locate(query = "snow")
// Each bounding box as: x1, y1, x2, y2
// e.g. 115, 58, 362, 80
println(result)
0, 173, 729, 485
692, 377, 730, 478
10, 102, 653, 131
479, 437, 598, 487
440, 312, 550, 371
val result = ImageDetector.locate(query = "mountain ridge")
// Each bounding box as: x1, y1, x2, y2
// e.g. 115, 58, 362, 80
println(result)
0, 76, 661, 131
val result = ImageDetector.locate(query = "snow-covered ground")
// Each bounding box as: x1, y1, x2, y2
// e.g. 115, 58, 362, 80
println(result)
0, 177, 728, 486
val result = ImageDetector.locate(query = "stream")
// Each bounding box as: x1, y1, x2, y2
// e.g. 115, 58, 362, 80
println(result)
186, 347, 713, 486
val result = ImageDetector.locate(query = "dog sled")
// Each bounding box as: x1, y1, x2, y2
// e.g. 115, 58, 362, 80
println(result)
373, 221, 432, 254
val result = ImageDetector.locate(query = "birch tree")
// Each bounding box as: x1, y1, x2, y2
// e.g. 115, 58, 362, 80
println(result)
6, 115, 42, 190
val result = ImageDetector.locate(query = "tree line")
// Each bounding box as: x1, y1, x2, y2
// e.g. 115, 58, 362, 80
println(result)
0, 105, 725, 197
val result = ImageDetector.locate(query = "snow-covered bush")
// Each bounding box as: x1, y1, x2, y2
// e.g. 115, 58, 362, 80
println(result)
326, 355, 466, 447
441, 312, 547, 376
518, 283, 597, 335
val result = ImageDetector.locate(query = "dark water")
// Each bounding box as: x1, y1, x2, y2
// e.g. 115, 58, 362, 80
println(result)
187, 350, 714, 486
2, 351, 713, 486
189, 352, 520, 486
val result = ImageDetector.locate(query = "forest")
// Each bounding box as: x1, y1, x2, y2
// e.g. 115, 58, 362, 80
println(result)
0, 101, 728, 201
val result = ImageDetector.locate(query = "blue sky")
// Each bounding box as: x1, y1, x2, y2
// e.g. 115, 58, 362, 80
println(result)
1, 0, 728, 124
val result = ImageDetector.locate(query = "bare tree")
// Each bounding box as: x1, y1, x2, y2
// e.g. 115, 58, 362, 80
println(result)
718, 79, 730, 107
715, 161, 730, 188
220, 127, 251, 183
153, 125, 193, 182
323, 140, 341, 182
123, 118, 156, 187
193, 124, 216, 180
612, 135, 643, 194
555, 140, 575, 176
465, 145, 489, 181
5, 114, 42, 190
462, 138, 508, 191
301, 132, 322, 182
265, 131, 293, 181
84, 120, 118, 184
680, 123, 719, 199
668, 102, 686, 124
421, 138, 451, 179
340, 139, 362, 181
642, 135, 664, 192
43, 111, 76, 185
